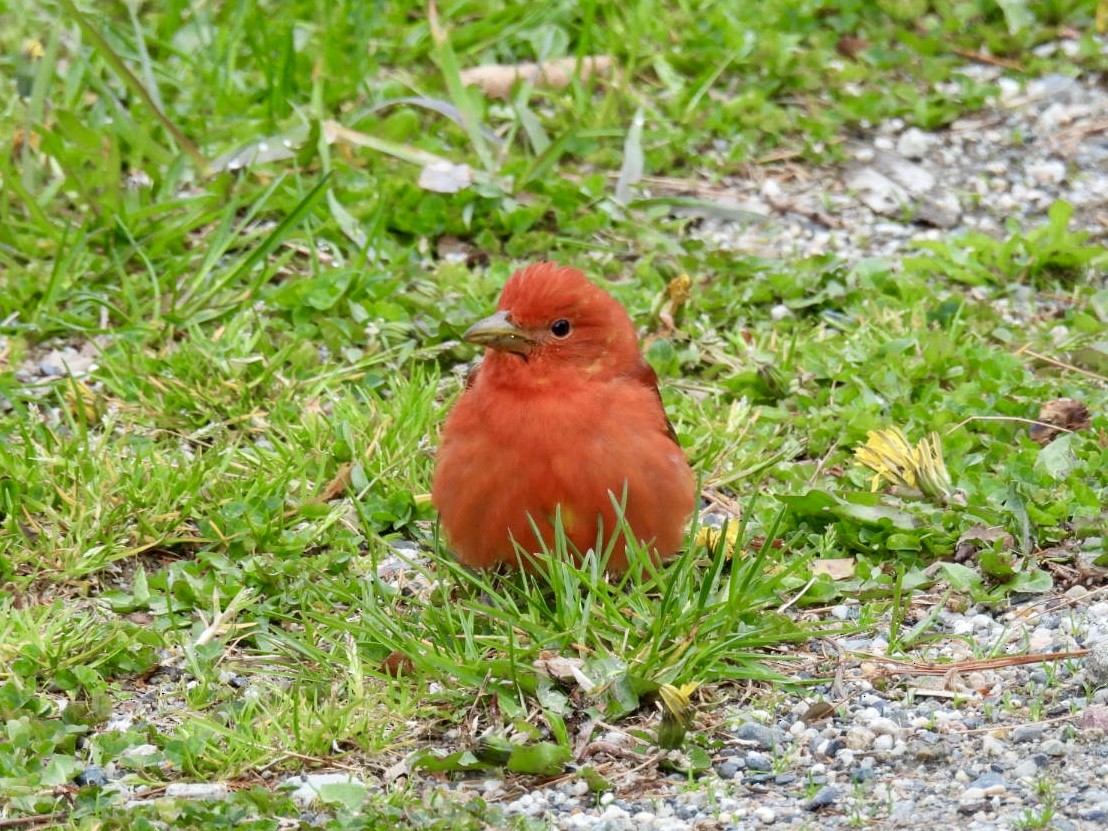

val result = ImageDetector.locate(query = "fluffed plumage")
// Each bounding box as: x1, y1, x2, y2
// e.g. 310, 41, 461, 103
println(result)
431, 262, 696, 573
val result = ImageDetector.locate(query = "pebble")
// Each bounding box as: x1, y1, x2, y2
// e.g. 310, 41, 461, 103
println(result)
896, 127, 935, 159
1040, 738, 1068, 756
1086, 639, 1108, 686
845, 726, 875, 750
74, 765, 109, 787
1011, 724, 1045, 743
804, 786, 840, 810
164, 783, 230, 801
733, 722, 782, 750
745, 752, 773, 771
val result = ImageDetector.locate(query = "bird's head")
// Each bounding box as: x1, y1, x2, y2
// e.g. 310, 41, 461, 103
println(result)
463, 262, 642, 379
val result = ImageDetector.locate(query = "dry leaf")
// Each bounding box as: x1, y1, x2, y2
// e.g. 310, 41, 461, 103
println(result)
460, 55, 613, 99
436, 235, 489, 267
534, 654, 596, 691
315, 463, 353, 503
64, 382, 102, 426
799, 701, 836, 724
836, 35, 869, 60
1029, 397, 1091, 445
954, 524, 1015, 563
381, 650, 415, 677
810, 558, 856, 580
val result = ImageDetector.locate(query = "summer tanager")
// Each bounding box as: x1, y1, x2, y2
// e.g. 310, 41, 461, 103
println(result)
431, 262, 696, 573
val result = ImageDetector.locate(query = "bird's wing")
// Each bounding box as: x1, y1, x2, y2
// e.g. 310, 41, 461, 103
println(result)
633, 361, 681, 446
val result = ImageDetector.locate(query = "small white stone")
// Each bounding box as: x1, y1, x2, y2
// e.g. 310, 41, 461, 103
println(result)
761, 179, 783, 199
754, 806, 777, 824
1028, 159, 1066, 185
981, 734, 1006, 756
873, 734, 894, 752
870, 717, 899, 736
896, 128, 935, 160
997, 77, 1022, 101
165, 783, 229, 801
845, 726, 875, 750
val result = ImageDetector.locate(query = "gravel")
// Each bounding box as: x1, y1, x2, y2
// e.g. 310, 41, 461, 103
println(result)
690, 66, 1108, 260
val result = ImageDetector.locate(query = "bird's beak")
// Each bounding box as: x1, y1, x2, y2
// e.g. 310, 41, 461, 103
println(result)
463, 310, 533, 354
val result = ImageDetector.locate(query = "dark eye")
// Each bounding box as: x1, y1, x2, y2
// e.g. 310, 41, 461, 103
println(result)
550, 319, 572, 338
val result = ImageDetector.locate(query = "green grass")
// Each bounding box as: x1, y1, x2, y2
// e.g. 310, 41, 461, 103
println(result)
2, 0, 1108, 827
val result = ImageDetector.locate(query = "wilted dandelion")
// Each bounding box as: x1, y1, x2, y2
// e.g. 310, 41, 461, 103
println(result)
854, 426, 953, 503
657, 681, 699, 749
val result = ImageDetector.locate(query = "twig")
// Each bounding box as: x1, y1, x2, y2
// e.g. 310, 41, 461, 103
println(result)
853, 648, 1088, 676
0, 815, 67, 830
1019, 348, 1108, 383
951, 47, 1024, 72
944, 414, 1076, 436
955, 711, 1081, 736
255, 747, 363, 774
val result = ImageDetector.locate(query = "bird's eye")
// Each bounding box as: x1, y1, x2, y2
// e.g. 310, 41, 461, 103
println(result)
550, 319, 572, 338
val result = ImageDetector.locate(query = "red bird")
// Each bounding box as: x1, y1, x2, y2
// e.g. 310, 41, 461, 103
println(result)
431, 262, 696, 573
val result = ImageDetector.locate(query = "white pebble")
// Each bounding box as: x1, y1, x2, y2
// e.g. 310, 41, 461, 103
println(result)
754, 806, 777, 824
870, 717, 899, 736
1028, 159, 1066, 185
164, 783, 229, 801
845, 726, 875, 750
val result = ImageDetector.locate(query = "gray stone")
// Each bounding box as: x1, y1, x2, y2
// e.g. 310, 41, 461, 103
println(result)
896, 128, 936, 160
1011, 724, 1045, 743
733, 722, 782, 750
1086, 639, 1108, 686
745, 751, 773, 771
967, 771, 1008, 794
1040, 739, 1068, 756
74, 766, 108, 787
805, 785, 840, 810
